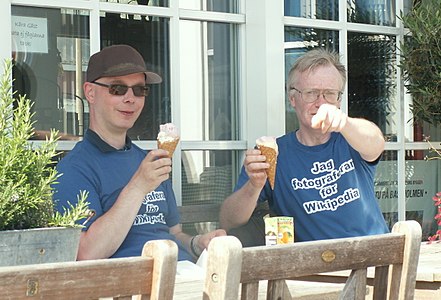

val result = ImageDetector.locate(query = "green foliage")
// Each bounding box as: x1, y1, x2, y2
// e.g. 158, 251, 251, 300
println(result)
50, 191, 91, 227
0, 59, 89, 230
399, 0, 441, 125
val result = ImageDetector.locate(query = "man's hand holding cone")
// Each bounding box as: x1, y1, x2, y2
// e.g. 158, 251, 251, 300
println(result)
256, 136, 278, 190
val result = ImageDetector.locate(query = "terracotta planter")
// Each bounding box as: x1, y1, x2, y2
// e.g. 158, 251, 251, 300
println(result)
0, 227, 81, 267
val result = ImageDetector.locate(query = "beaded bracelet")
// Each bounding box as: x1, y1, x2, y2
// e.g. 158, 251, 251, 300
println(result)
190, 235, 202, 257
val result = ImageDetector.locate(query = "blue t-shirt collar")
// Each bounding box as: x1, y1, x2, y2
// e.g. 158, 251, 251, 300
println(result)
85, 129, 132, 152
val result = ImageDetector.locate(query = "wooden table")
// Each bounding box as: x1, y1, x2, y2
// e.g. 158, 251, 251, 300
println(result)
174, 242, 441, 299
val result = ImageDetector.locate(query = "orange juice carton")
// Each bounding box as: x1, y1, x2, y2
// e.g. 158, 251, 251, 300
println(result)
276, 216, 294, 244
264, 216, 294, 246
264, 216, 278, 246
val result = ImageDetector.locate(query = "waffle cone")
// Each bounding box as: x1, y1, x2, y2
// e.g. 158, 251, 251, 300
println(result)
157, 138, 179, 158
258, 145, 277, 189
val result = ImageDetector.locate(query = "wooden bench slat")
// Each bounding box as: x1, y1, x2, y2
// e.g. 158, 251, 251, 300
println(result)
0, 257, 153, 299
203, 220, 422, 300
240, 233, 405, 283
0, 239, 178, 300
179, 203, 220, 224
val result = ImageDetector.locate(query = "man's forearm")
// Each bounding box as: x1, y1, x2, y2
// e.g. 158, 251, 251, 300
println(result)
77, 185, 146, 260
341, 117, 385, 162
219, 181, 261, 231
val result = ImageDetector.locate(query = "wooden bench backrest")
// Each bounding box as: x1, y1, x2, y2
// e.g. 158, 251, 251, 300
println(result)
0, 239, 178, 300
179, 202, 273, 247
203, 220, 422, 300
178, 203, 221, 224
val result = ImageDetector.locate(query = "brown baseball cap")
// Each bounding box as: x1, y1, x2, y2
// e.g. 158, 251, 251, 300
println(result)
86, 44, 162, 84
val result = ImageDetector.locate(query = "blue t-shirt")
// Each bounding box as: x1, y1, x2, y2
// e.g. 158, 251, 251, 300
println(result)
53, 130, 192, 261
236, 131, 389, 242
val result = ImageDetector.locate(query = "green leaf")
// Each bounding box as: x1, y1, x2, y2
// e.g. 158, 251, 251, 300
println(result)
0, 59, 89, 230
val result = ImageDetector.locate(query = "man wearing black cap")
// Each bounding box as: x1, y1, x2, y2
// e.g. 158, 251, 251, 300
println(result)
53, 45, 225, 262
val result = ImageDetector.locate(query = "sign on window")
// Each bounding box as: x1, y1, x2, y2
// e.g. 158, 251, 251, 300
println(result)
11, 16, 48, 54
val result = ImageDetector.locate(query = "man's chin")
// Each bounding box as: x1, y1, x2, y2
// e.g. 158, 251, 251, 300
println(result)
117, 121, 136, 132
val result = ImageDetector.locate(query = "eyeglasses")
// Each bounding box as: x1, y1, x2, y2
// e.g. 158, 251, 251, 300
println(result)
291, 87, 342, 104
92, 81, 150, 97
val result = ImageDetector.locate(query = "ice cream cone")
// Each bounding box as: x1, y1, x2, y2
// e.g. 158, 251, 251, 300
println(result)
157, 123, 180, 158
256, 136, 278, 190
258, 145, 277, 189
157, 138, 180, 158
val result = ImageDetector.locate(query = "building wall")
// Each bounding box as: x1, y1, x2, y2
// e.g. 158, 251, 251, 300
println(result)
1, 0, 439, 238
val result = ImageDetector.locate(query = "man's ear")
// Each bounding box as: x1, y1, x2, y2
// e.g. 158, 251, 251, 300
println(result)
83, 82, 95, 103
289, 94, 296, 109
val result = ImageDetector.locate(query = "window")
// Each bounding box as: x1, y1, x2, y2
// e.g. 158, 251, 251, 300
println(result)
12, 6, 89, 140
9, 1, 243, 209
178, 19, 240, 206
100, 12, 170, 140
5, 0, 436, 239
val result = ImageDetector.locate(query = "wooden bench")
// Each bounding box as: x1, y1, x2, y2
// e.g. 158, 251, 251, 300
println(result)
203, 220, 422, 300
179, 203, 221, 237
179, 202, 271, 247
0, 239, 178, 300
179, 203, 221, 224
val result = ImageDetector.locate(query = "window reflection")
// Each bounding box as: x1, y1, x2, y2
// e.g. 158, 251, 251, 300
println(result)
181, 149, 238, 235
347, 32, 396, 137
403, 0, 414, 15
99, 0, 168, 7
179, 0, 238, 13
56, 37, 90, 138
376, 150, 438, 240
285, 0, 339, 20
12, 6, 89, 140
181, 150, 235, 206
347, 0, 396, 26
404, 154, 439, 240
404, 101, 441, 145
179, 20, 239, 141
412, 122, 441, 144
376, 151, 398, 231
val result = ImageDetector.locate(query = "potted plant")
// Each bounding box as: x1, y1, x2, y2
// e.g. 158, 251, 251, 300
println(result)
399, 0, 441, 242
399, 0, 441, 126
0, 59, 90, 266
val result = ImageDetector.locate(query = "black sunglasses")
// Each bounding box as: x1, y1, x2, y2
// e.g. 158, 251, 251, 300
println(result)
92, 81, 150, 97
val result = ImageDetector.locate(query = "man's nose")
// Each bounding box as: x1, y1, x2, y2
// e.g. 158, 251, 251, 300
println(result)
123, 88, 136, 102
314, 93, 327, 105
